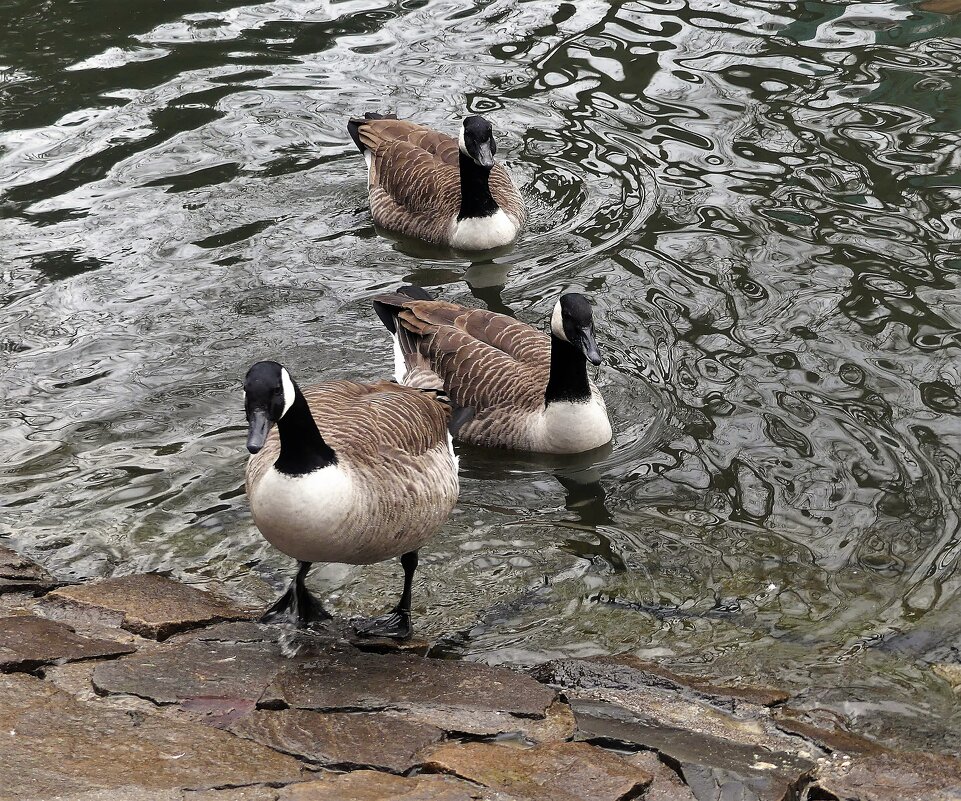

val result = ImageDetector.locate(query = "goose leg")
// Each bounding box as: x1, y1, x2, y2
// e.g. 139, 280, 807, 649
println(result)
261, 561, 332, 627
354, 550, 417, 640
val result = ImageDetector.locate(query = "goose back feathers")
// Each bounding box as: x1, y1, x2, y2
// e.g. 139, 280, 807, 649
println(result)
348, 114, 526, 249
246, 376, 458, 565
372, 293, 612, 453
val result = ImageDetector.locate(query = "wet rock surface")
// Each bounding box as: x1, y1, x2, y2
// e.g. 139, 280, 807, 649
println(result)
422, 741, 653, 801
0, 673, 304, 800
227, 708, 445, 772
532, 654, 789, 710
48, 574, 251, 639
0, 544, 56, 594
572, 699, 813, 801
277, 771, 502, 800
263, 648, 556, 717
0, 615, 134, 672
0, 554, 958, 801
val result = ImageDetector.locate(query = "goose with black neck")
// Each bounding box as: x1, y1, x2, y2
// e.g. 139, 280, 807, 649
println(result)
372, 287, 613, 454
243, 360, 459, 638
348, 112, 527, 250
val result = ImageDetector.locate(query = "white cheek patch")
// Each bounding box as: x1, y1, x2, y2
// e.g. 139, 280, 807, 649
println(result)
550, 300, 568, 341
458, 125, 469, 157
280, 367, 296, 418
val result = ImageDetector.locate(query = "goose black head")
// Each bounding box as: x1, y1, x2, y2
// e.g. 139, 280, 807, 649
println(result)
459, 115, 497, 169
243, 360, 296, 454
550, 293, 603, 366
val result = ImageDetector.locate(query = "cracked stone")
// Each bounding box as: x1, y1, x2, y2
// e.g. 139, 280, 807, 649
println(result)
92, 635, 294, 704
47, 790, 279, 801
624, 752, 697, 801
813, 750, 961, 801
48, 574, 251, 640
532, 655, 789, 710
571, 699, 813, 801
277, 771, 502, 800
0, 673, 304, 800
0, 545, 56, 595
773, 707, 888, 756
0, 615, 135, 672
421, 741, 653, 801
263, 649, 556, 718
399, 697, 576, 742
226, 708, 444, 772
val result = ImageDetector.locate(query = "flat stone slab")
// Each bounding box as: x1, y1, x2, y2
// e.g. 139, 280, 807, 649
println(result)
48, 789, 280, 801
93, 623, 557, 741
277, 771, 504, 800
264, 649, 556, 718
0, 545, 56, 594
0, 673, 304, 800
0, 615, 135, 672
227, 708, 445, 772
572, 699, 813, 801
422, 741, 652, 801
814, 751, 961, 801
533, 655, 789, 709
625, 752, 697, 801
48, 574, 250, 640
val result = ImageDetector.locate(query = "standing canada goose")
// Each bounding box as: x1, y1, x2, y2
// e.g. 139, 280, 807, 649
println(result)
372, 287, 612, 454
347, 113, 527, 250
243, 360, 458, 639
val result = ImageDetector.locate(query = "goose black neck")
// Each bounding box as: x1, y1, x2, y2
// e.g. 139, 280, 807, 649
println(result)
274, 389, 337, 476
458, 151, 499, 220
545, 334, 592, 405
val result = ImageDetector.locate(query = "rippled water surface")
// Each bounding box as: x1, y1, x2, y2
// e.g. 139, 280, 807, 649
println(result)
2, 0, 961, 752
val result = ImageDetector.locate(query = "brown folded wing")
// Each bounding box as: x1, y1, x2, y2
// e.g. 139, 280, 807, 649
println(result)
380, 296, 550, 413
246, 380, 452, 492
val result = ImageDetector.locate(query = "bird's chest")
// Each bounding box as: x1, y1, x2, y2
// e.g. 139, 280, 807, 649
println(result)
249, 465, 356, 556
449, 209, 518, 250
537, 395, 613, 453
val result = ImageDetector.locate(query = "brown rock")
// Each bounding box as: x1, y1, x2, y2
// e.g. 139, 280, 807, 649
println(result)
227, 708, 445, 772
0, 673, 304, 800
92, 636, 289, 704
48, 574, 250, 640
0, 615, 134, 672
572, 699, 813, 801
920, 0, 961, 14
264, 649, 556, 718
421, 741, 652, 801
0, 545, 56, 594
814, 750, 961, 801
48, 790, 279, 801
364, 697, 575, 742
277, 771, 498, 800
773, 707, 888, 756
625, 752, 697, 801
534, 655, 789, 709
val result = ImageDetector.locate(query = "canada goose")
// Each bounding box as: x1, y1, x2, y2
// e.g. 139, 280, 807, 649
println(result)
243, 360, 458, 639
372, 287, 612, 454
347, 113, 526, 250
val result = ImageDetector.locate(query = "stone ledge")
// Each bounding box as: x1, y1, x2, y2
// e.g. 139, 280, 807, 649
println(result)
47, 574, 253, 640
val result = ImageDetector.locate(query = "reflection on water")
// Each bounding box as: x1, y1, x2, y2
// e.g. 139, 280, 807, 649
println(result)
1, 0, 961, 752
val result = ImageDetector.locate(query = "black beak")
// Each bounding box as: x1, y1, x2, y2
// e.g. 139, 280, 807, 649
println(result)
246, 408, 271, 454
473, 141, 495, 168
579, 326, 603, 366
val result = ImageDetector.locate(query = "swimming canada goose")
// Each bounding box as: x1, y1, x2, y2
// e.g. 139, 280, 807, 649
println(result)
243, 360, 458, 639
347, 113, 527, 250
372, 287, 612, 454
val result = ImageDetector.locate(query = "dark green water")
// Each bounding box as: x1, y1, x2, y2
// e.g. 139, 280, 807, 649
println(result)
2, 0, 960, 752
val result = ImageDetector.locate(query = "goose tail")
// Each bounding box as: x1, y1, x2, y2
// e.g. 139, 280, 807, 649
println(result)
372, 286, 436, 386
347, 112, 398, 153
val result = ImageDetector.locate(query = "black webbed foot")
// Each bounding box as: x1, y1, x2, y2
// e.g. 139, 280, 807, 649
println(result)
260, 561, 331, 628
353, 609, 413, 640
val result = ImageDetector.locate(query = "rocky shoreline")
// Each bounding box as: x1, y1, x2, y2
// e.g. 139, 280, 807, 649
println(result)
1, 544, 959, 801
